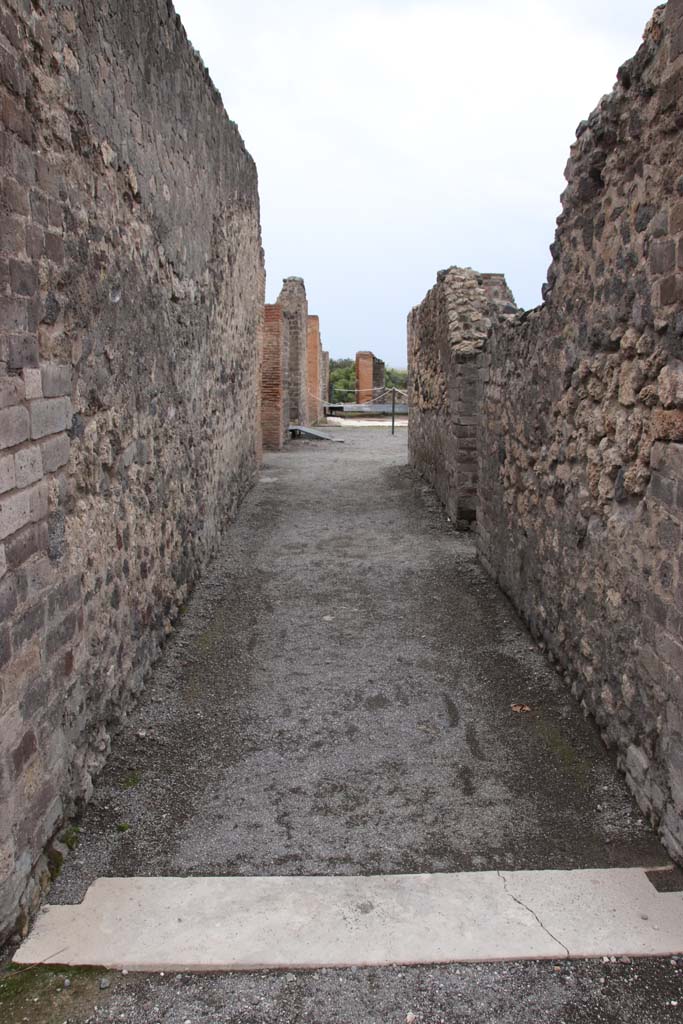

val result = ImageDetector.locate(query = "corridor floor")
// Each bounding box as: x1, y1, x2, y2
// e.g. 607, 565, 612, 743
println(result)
7, 428, 683, 1023
49, 429, 666, 889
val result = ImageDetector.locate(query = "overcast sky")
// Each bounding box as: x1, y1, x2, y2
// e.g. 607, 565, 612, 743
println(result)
173, 0, 659, 368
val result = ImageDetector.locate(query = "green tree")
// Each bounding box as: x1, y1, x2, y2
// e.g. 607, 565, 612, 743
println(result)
329, 359, 356, 401
385, 367, 408, 392
328, 359, 407, 401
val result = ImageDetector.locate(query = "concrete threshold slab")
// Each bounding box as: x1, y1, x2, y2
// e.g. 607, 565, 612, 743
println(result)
13, 869, 683, 972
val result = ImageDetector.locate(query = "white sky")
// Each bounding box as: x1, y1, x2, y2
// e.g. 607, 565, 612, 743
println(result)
173, 0, 660, 367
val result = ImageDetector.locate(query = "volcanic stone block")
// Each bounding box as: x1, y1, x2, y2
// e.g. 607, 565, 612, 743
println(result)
0, 377, 24, 408
29, 398, 71, 439
14, 446, 42, 489
39, 433, 69, 473
0, 405, 29, 450
4, 520, 48, 570
0, 454, 15, 494
0, 489, 31, 541
40, 364, 71, 398
22, 368, 42, 400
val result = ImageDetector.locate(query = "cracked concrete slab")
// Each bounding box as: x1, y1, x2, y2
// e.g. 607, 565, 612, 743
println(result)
14, 868, 683, 971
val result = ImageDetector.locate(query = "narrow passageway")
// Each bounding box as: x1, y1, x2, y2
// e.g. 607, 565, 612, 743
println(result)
49, 427, 664, 905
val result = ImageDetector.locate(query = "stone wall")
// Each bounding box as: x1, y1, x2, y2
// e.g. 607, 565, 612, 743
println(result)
261, 304, 288, 450
0, 0, 263, 940
278, 277, 309, 426
355, 351, 385, 404
410, 0, 683, 862
372, 355, 385, 400
479, 0, 683, 861
408, 268, 515, 529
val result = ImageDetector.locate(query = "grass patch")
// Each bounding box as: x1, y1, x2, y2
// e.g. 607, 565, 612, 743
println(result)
0, 964, 102, 1020
61, 825, 81, 851
533, 716, 592, 785
121, 770, 141, 789
46, 846, 64, 881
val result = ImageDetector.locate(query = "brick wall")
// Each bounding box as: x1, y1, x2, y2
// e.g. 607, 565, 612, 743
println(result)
306, 315, 323, 425
355, 352, 373, 404
0, 0, 263, 940
261, 305, 288, 449
278, 277, 309, 426
355, 351, 385, 404
409, 0, 683, 863
261, 290, 327, 440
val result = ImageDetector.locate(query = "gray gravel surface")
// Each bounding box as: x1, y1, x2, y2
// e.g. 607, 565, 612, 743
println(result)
2, 958, 683, 1024
48, 428, 666, 893
3, 426, 680, 1023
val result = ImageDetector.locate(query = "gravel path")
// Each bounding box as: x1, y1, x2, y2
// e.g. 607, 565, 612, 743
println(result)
3, 426, 681, 1023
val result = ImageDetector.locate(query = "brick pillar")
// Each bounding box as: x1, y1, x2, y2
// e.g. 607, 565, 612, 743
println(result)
261, 305, 287, 450
355, 351, 385, 404
306, 316, 322, 424
355, 351, 374, 404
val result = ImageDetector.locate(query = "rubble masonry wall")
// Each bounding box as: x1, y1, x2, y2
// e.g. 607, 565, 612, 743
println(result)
0, 0, 263, 939
408, 268, 515, 528
278, 277, 308, 426
410, 0, 683, 860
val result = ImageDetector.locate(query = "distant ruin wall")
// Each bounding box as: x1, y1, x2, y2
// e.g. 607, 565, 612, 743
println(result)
410, 0, 683, 861
260, 295, 327, 441
306, 315, 322, 425
408, 268, 515, 528
0, 0, 263, 940
261, 305, 288, 449
278, 277, 309, 426
356, 351, 385, 404
321, 350, 330, 407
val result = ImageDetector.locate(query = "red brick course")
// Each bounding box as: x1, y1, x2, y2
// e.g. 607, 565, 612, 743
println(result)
306, 316, 323, 425
355, 351, 385, 404
261, 305, 287, 450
